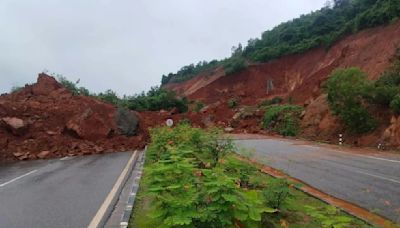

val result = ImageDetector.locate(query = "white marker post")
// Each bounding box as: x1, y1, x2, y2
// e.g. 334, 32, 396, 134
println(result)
339, 134, 343, 145
166, 119, 174, 127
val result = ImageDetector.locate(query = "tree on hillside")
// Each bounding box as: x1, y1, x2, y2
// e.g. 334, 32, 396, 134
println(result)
325, 68, 376, 133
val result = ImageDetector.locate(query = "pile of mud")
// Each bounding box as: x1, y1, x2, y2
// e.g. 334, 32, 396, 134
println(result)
0, 74, 147, 162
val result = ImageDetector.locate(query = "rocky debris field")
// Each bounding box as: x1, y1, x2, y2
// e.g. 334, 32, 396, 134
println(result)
0, 74, 147, 162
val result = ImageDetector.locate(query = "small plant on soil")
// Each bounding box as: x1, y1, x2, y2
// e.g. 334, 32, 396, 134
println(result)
258, 97, 283, 107
228, 98, 239, 108
263, 179, 291, 210
193, 101, 205, 112
262, 105, 303, 136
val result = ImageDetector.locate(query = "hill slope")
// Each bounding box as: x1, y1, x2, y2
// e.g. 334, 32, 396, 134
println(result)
166, 21, 400, 148
169, 22, 400, 104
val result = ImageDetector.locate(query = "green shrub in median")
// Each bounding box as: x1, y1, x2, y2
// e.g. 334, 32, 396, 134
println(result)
144, 124, 277, 227
132, 124, 372, 227
262, 105, 303, 136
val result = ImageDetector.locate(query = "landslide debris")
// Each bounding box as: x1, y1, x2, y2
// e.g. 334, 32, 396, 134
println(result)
0, 73, 146, 162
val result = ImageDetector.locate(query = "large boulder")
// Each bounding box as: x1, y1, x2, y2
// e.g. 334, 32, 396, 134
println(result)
115, 107, 139, 136
1, 117, 28, 136
65, 108, 112, 140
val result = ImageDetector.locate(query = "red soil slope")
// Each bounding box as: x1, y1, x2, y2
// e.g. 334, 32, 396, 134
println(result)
164, 67, 226, 97
166, 22, 400, 148
169, 22, 400, 104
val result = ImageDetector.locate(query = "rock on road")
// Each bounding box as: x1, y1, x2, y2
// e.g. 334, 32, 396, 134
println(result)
0, 152, 133, 228
235, 137, 400, 223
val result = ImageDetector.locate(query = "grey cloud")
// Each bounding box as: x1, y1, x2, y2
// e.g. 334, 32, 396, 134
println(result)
0, 0, 326, 95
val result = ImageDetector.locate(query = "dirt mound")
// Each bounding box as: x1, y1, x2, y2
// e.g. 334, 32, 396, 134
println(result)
0, 74, 146, 162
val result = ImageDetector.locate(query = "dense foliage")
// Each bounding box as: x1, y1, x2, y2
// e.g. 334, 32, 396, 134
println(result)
161, 60, 221, 84
161, 0, 400, 85
144, 125, 279, 227
326, 60, 400, 133
57, 75, 90, 96
325, 68, 377, 133
223, 56, 247, 75
390, 95, 400, 114
55, 75, 188, 112
126, 86, 188, 112
370, 57, 400, 113
243, 0, 400, 62
262, 105, 303, 136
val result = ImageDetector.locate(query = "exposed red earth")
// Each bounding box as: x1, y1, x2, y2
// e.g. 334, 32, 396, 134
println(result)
166, 22, 400, 149
0, 74, 150, 162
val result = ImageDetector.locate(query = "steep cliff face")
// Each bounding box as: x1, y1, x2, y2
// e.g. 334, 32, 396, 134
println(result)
165, 22, 400, 148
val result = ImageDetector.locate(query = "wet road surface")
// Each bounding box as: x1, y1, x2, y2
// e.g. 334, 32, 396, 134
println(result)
0, 152, 132, 228
235, 138, 400, 223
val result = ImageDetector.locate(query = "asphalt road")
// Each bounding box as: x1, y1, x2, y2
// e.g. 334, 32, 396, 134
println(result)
235, 138, 400, 223
0, 152, 132, 228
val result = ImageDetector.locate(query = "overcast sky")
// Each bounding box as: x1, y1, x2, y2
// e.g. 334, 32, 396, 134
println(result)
0, 0, 326, 96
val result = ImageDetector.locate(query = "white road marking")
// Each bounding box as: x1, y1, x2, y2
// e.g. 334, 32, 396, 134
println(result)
301, 144, 400, 163
0, 170, 38, 187
328, 150, 400, 164
357, 155, 400, 164
352, 169, 400, 184
88, 151, 137, 228
60, 156, 74, 161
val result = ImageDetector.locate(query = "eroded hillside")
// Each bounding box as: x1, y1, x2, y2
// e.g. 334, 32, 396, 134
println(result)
165, 22, 400, 148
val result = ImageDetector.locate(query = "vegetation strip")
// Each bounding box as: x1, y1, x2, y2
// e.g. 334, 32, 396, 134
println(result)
236, 155, 398, 228
129, 124, 372, 227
